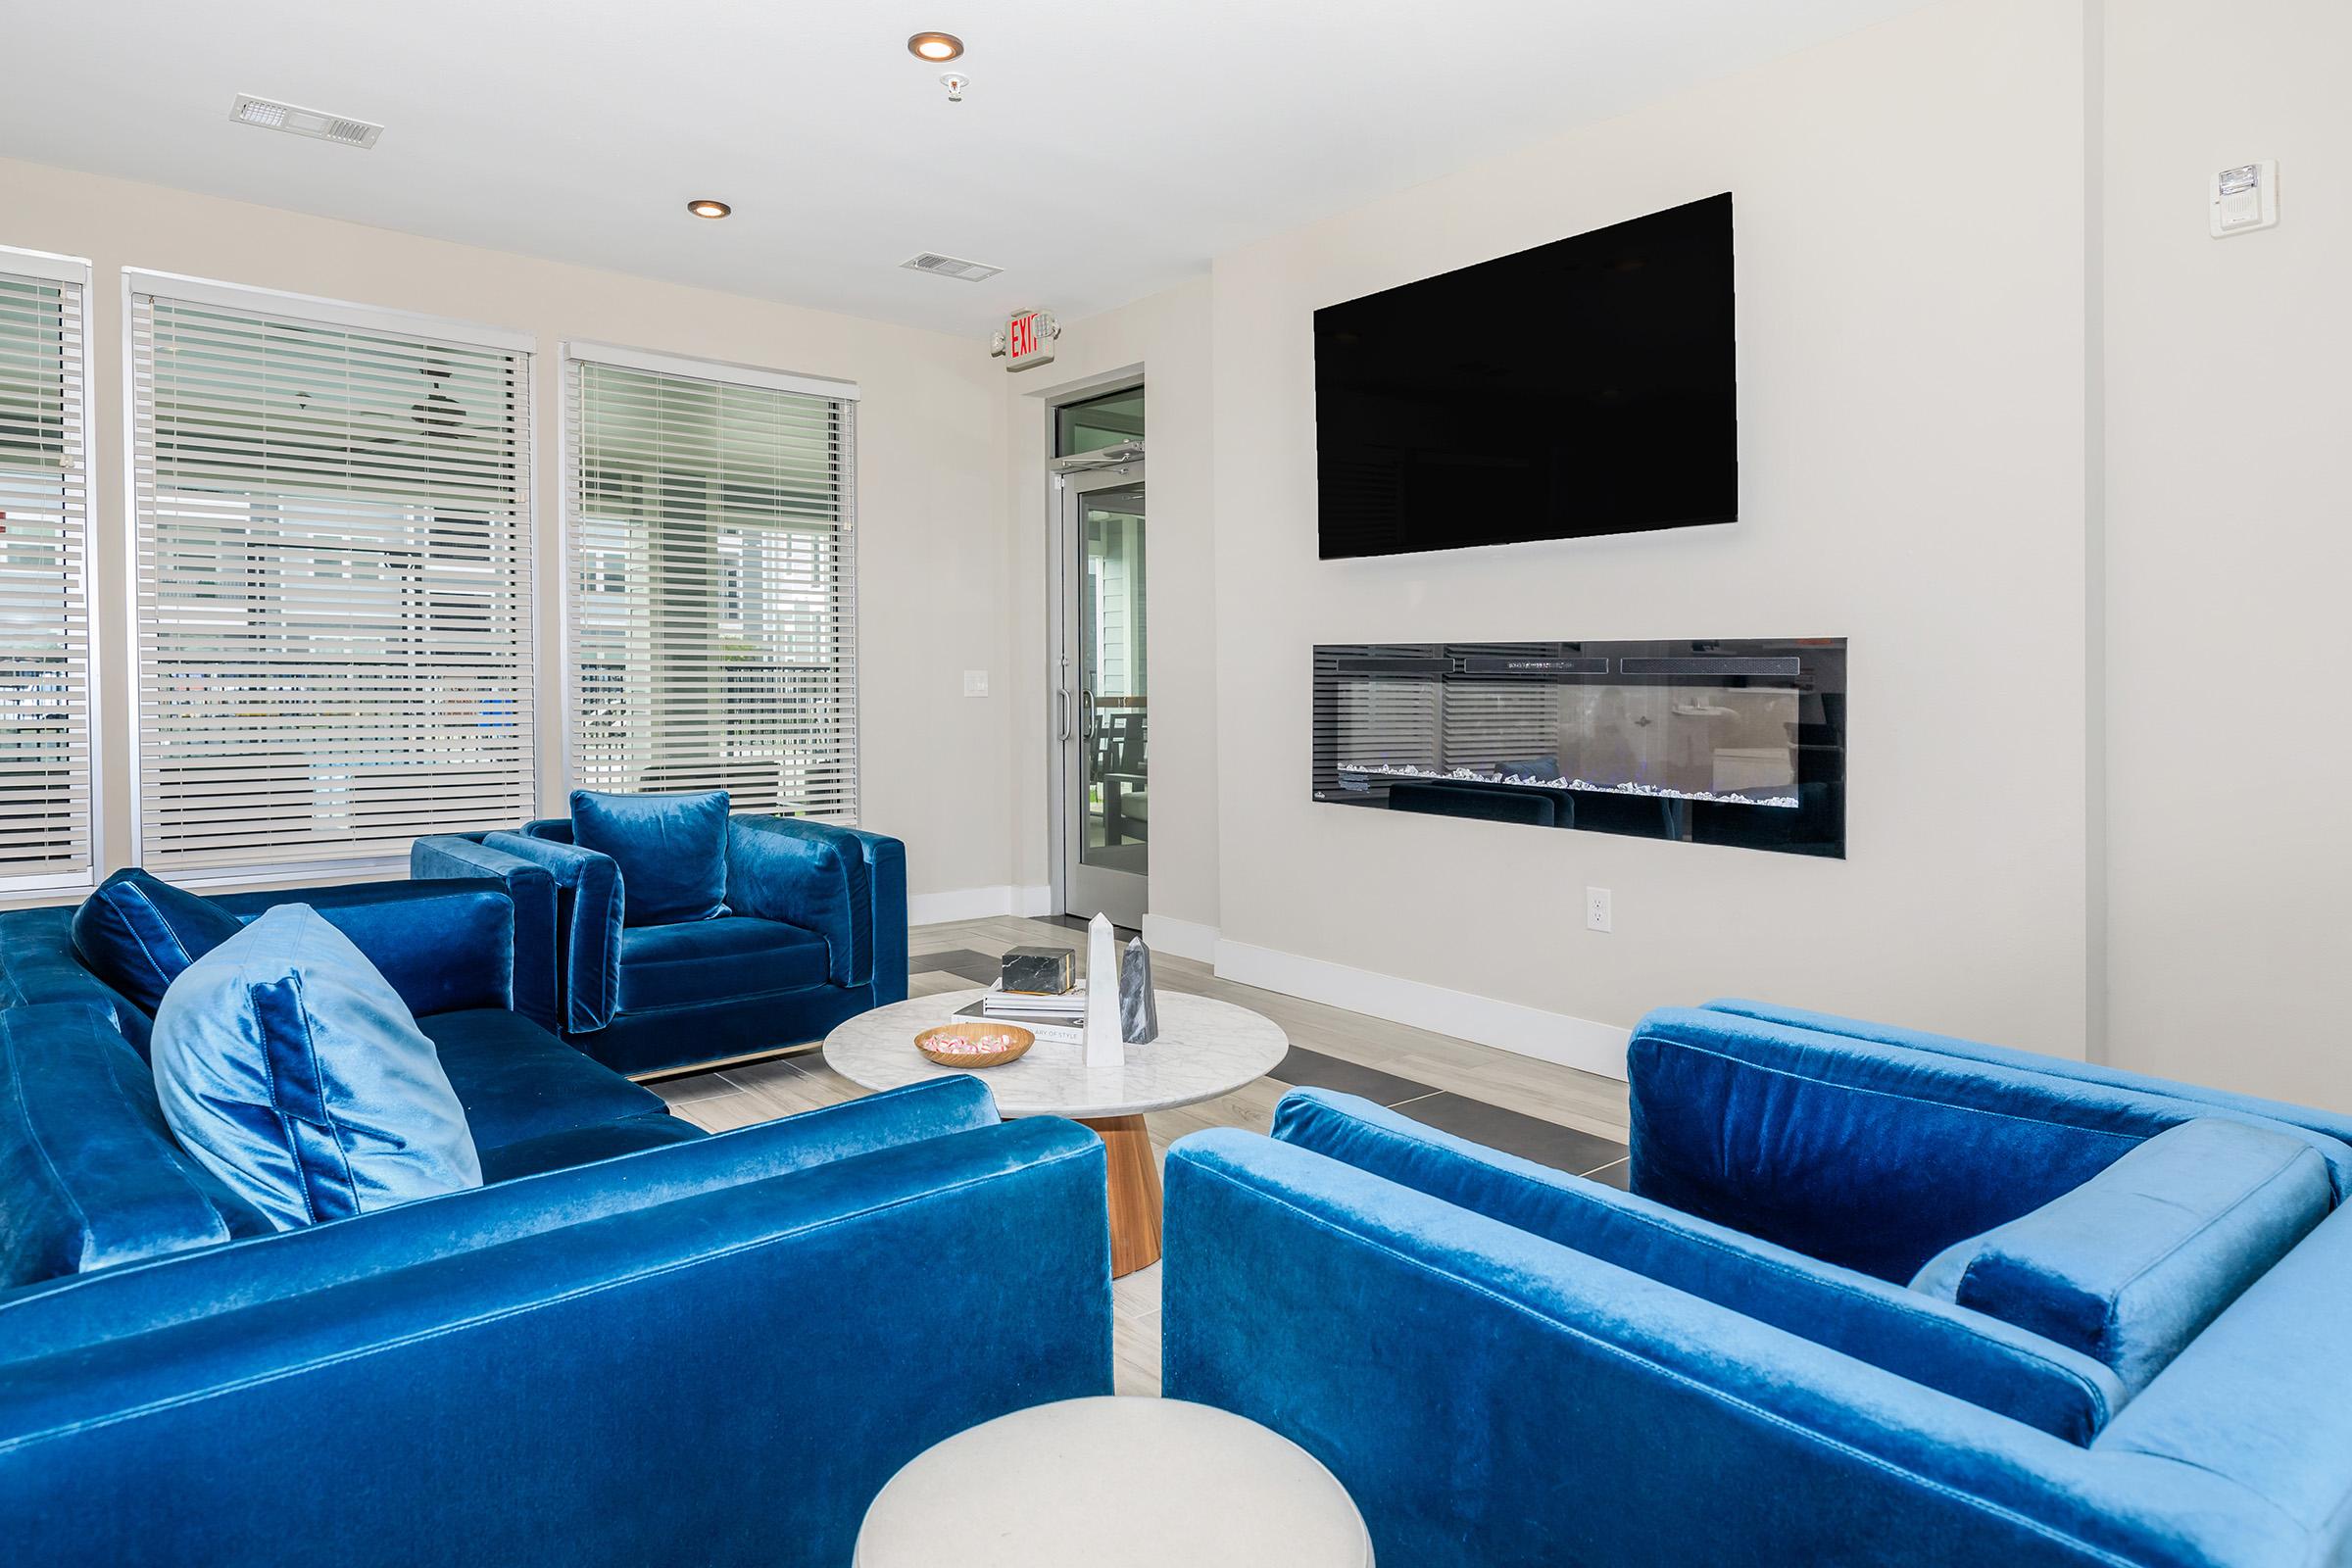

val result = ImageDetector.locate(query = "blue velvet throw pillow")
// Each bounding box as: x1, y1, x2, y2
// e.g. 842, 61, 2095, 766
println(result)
570, 788, 732, 927
1909, 1117, 2331, 1392
151, 904, 483, 1231
70, 867, 245, 1016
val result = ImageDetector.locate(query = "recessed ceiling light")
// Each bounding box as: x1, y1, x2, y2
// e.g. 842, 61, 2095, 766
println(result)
907, 31, 963, 62
686, 199, 732, 220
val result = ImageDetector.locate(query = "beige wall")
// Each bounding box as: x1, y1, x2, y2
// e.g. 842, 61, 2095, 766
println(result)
2101, 0, 2352, 1102
1206, 0, 2097, 1068
0, 154, 1016, 906
1003, 278, 1219, 948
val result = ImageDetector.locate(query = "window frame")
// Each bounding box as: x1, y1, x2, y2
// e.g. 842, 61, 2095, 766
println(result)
0, 245, 100, 896
559, 340, 861, 825
122, 270, 539, 885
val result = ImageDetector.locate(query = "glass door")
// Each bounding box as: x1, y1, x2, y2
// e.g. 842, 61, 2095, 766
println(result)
1058, 464, 1148, 926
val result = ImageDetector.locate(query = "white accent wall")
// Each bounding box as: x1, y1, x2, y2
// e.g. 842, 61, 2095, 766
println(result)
1202, 0, 2097, 1067
2101, 0, 2352, 1102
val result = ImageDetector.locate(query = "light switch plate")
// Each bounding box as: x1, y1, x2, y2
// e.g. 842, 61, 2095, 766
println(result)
961, 669, 989, 698
2211, 161, 2278, 237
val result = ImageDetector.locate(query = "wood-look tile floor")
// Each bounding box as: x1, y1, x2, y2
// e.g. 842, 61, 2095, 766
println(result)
648, 914, 1633, 1396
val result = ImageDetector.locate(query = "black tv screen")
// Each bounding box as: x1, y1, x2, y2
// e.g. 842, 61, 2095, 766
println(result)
1315, 193, 1738, 560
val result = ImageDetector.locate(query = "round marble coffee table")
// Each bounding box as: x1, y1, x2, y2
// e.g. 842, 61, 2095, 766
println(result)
854, 1396, 1373, 1568
823, 987, 1287, 1276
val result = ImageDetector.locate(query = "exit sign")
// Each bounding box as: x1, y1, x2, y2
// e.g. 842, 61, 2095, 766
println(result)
993, 309, 1059, 371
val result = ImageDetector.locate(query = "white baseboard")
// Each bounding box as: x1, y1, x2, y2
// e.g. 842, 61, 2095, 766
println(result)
907, 884, 1054, 925
1212, 937, 1631, 1082
1142, 913, 1220, 963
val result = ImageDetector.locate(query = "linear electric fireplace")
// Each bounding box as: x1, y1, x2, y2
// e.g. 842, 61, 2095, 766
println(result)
1312, 639, 1846, 858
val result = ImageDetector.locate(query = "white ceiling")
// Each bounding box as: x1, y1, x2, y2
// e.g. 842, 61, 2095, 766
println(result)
0, 1, 1931, 336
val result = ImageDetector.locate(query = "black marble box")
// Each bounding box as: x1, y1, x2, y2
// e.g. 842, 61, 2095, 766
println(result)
1001, 946, 1076, 996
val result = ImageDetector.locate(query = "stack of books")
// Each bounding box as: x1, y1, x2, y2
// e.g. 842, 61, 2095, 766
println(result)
952, 981, 1088, 1045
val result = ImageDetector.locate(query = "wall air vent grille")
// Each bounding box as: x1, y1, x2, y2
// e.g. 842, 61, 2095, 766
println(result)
229, 95, 383, 149
900, 252, 1003, 282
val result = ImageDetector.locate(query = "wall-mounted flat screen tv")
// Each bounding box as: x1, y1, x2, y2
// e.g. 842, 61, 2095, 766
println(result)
1315, 192, 1737, 560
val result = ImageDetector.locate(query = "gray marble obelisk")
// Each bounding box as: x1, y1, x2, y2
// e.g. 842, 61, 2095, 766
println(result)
1119, 937, 1159, 1044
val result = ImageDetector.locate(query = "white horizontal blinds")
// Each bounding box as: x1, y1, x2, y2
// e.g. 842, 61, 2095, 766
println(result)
0, 261, 93, 891
129, 287, 535, 874
568, 355, 858, 822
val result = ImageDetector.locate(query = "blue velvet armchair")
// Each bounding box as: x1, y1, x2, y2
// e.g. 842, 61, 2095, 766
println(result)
1165, 1003, 2352, 1567
414, 812, 907, 1076
0, 876, 1110, 1566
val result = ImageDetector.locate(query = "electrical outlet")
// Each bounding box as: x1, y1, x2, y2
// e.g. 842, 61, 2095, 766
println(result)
961, 669, 989, 698
1585, 886, 1613, 934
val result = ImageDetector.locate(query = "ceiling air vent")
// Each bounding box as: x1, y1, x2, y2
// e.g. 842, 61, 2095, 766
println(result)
901, 251, 1003, 282
229, 95, 383, 149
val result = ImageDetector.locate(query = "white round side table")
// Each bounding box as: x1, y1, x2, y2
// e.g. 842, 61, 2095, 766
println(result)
824, 988, 1288, 1277
853, 1396, 1374, 1568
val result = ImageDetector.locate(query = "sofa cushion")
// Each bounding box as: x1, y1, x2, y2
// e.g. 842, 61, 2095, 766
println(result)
0, 906, 153, 1054
1274, 1088, 2129, 1443
0, 1003, 265, 1288
69, 868, 243, 1017
615, 915, 829, 1013
418, 1006, 667, 1151
571, 788, 731, 927
473, 1111, 709, 1183
1910, 1117, 2330, 1393
152, 905, 484, 1231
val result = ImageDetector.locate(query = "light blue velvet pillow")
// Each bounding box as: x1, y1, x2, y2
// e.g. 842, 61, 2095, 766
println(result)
151, 904, 482, 1231
1910, 1117, 2330, 1392
570, 788, 731, 927
70, 867, 245, 1016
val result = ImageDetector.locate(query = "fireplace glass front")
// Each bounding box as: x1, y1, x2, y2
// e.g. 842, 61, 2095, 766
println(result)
1312, 639, 1845, 857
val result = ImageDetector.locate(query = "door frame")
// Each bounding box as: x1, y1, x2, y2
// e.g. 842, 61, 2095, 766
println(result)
1043, 373, 1147, 925
1053, 457, 1148, 927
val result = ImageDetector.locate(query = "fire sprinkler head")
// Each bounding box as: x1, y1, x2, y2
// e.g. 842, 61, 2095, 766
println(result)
940, 73, 968, 103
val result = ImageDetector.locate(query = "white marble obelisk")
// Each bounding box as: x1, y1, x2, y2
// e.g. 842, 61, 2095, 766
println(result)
1083, 912, 1125, 1067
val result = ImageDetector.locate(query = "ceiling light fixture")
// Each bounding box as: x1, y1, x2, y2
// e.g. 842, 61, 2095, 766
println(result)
686, 199, 732, 220
907, 31, 963, 62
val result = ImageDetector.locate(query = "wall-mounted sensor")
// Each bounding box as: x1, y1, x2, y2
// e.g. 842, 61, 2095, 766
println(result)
2211, 162, 2278, 237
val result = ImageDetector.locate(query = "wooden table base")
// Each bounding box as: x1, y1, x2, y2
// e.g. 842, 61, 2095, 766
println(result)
1079, 1114, 1162, 1278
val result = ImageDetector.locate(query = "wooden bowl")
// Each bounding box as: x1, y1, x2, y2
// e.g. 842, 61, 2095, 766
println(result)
914, 1020, 1035, 1069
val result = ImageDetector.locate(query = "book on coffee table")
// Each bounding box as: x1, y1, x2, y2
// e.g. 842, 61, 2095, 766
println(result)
952, 996, 1084, 1046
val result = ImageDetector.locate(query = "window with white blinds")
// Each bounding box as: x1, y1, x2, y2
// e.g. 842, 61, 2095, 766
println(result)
128, 277, 535, 876
0, 252, 94, 892
566, 346, 858, 822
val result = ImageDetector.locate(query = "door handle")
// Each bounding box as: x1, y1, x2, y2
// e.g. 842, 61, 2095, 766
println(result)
1055, 687, 1073, 741
1078, 688, 1097, 741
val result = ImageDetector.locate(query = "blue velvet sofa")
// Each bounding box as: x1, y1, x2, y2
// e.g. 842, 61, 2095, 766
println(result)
414, 813, 906, 1076
0, 877, 1111, 1566
1164, 1001, 2352, 1567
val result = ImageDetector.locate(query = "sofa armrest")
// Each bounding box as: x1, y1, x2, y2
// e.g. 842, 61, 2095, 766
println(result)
0, 1103, 1108, 1567
410, 835, 560, 1028
725, 817, 906, 998
480, 832, 623, 1035
1162, 1130, 2292, 1568
1272, 1089, 2126, 1443
211, 880, 515, 1018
